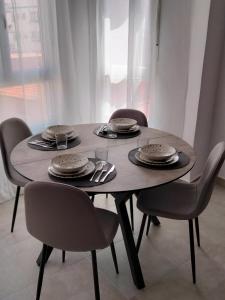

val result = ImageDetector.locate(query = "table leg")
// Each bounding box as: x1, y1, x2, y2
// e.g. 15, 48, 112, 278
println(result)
113, 192, 145, 289
36, 246, 53, 266
152, 216, 161, 226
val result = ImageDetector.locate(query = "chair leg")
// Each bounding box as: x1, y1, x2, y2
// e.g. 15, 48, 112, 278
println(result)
151, 216, 160, 226
91, 195, 95, 202
195, 217, 200, 247
146, 215, 152, 236
129, 195, 134, 231
106, 193, 108, 199
11, 186, 21, 232
36, 244, 48, 300
62, 250, 65, 263
188, 220, 196, 284
136, 214, 147, 253
110, 242, 119, 274
91, 250, 100, 300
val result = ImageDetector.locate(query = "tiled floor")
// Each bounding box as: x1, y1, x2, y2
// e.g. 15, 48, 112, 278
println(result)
1, 184, 225, 299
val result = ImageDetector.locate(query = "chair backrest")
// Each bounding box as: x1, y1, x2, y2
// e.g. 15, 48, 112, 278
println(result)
109, 109, 148, 127
24, 181, 110, 252
0, 118, 31, 181
195, 142, 225, 216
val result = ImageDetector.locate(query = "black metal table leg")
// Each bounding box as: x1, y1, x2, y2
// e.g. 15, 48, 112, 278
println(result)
11, 186, 21, 232
112, 192, 145, 289
152, 216, 160, 226
36, 245, 53, 266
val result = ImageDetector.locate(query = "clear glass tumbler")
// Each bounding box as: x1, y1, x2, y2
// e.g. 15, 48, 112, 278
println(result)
55, 133, 68, 150
95, 147, 108, 161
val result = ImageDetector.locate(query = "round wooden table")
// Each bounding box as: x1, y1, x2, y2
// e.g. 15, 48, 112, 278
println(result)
11, 123, 196, 289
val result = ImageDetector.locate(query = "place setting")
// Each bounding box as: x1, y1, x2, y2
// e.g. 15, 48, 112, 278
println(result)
27, 125, 81, 151
128, 143, 190, 169
94, 118, 141, 139
48, 148, 116, 187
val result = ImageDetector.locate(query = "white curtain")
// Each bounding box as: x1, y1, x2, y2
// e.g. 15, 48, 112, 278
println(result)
0, 0, 64, 201
0, 0, 159, 201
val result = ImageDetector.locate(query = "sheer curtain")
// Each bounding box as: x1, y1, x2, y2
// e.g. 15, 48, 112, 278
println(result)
0, 0, 159, 201
0, 0, 64, 201
64, 0, 159, 123
87, 0, 159, 122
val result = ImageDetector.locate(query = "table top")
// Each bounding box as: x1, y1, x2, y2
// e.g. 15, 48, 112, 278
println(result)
10, 123, 196, 193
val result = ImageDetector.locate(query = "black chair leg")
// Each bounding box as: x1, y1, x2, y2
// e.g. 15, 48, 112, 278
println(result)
129, 195, 134, 231
91, 250, 100, 300
106, 193, 108, 199
110, 242, 119, 274
11, 186, 21, 232
136, 214, 147, 253
62, 250, 65, 263
195, 217, 200, 247
146, 215, 152, 236
151, 216, 160, 226
36, 244, 48, 300
91, 195, 95, 202
188, 220, 196, 284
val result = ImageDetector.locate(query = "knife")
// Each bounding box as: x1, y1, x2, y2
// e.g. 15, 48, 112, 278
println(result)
100, 165, 115, 182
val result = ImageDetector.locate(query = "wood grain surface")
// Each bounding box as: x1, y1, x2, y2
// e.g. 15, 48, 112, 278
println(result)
10, 124, 196, 193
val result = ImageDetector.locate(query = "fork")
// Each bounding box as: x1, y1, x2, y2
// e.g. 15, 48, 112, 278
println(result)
34, 139, 56, 145
29, 142, 54, 149
95, 162, 108, 182
90, 161, 104, 181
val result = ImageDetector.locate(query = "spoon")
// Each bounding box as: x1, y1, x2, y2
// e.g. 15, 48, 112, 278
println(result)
89, 161, 104, 181
95, 162, 108, 182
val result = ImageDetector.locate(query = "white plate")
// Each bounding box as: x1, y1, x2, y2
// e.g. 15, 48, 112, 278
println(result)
135, 151, 179, 166
41, 131, 78, 141
46, 125, 74, 136
111, 125, 140, 134
139, 144, 177, 161
110, 118, 137, 131
51, 153, 88, 173
48, 160, 95, 179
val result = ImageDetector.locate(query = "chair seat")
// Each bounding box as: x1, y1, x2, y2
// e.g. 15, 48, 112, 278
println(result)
137, 180, 198, 220
10, 167, 30, 187
96, 208, 119, 245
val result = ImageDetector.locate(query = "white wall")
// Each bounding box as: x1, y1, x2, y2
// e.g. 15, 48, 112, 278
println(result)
152, 0, 211, 144
151, 0, 211, 181
183, 0, 211, 146
210, 42, 225, 178
151, 0, 191, 137
191, 0, 225, 180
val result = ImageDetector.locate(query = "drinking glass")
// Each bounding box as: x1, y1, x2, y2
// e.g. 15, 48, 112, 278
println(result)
137, 137, 150, 148
55, 133, 67, 150
95, 147, 108, 161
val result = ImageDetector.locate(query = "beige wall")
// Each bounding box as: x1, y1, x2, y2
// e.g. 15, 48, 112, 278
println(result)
191, 0, 225, 180
210, 37, 225, 178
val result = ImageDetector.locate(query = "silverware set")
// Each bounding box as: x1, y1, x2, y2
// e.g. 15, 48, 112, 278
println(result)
28, 137, 116, 183
96, 124, 108, 135
96, 124, 117, 139
28, 140, 55, 149
90, 161, 115, 183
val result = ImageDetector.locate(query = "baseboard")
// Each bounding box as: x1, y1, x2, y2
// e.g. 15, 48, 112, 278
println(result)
216, 176, 225, 187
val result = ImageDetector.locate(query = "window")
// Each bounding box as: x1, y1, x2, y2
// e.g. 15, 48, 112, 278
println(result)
0, 0, 48, 127
30, 10, 38, 23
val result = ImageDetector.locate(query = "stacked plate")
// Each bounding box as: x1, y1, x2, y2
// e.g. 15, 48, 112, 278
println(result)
42, 125, 78, 141
135, 144, 179, 166
48, 153, 95, 179
109, 118, 140, 134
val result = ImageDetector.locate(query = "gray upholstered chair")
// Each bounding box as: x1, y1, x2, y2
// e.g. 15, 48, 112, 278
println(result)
109, 108, 148, 127
136, 142, 225, 284
24, 181, 119, 300
109, 108, 159, 230
0, 117, 31, 232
